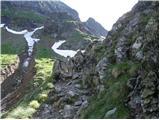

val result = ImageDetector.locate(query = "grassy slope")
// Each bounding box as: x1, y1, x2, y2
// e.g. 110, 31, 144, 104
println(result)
2, 7, 46, 25
80, 61, 141, 118
2, 58, 54, 119
0, 54, 17, 69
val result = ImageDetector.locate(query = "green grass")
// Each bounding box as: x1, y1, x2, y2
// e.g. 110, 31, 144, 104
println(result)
1, 42, 25, 55
94, 44, 106, 61
1, 29, 26, 55
36, 45, 54, 59
1, 54, 17, 69
68, 29, 97, 42
2, 58, 54, 119
60, 29, 98, 50
80, 61, 141, 119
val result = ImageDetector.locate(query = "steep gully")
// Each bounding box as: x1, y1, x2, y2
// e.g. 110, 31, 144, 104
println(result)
1, 24, 44, 111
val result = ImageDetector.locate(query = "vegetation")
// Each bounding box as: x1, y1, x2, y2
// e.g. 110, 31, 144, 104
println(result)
1, 54, 17, 69
36, 45, 54, 59
2, 9, 46, 23
2, 58, 54, 119
80, 61, 141, 119
68, 29, 98, 42
94, 44, 106, 61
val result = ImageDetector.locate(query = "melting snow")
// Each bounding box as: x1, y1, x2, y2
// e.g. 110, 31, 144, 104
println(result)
0, 24, 5, 28
24, 26, 44, 56
51, 40, 85, 57
5, 26, 44, 56
5, 26, 28, 34
4, 24, 85, 58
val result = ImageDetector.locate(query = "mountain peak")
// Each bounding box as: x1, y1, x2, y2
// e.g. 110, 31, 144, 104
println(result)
84, 17, 108, 37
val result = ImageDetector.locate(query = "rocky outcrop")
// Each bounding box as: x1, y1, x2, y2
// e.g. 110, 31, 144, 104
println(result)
33, 77, 90, 119
0, 56, 20, 84
104, 1, 159, 119
84, 17, 108, 37
33, 41, 107, 118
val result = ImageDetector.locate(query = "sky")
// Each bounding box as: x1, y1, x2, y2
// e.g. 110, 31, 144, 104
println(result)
61, 0, 139, 30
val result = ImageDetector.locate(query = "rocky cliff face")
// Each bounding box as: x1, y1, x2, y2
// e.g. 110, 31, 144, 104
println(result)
34, 1, 158, 119
84, 17, 108, 37
103, 1, 159, 118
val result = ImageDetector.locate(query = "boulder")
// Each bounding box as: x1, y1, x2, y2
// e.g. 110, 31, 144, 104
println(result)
104, 107, 117, 118
63, 105, 74, 118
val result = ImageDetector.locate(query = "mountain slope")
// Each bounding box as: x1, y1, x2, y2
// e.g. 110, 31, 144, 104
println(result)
80, 1, 159, 118
1, 1, 158, 119
84, 17, 108, 37
1, 1, 105, 52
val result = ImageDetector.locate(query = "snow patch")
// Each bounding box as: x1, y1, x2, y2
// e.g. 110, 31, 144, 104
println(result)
5, 25, 44, 56
51, 40, 85, 57
5, 26, 28, 34
0, 24, 5, 28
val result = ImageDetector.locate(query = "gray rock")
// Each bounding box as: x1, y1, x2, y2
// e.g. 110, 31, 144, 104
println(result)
114, 37, 128, 62
74, 100, 82, 106
55, 85, 62, 92
135, 51, 143, 60
68, 90, 75, 97
81, 100, 88, 108
104, 107, 117, 118
96, 57, 108, 80
132, 41, 142, 49
63, 105, 73, 118
75, 84, 81, 88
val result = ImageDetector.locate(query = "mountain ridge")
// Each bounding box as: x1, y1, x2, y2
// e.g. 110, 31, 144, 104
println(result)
84, 17, 108, 37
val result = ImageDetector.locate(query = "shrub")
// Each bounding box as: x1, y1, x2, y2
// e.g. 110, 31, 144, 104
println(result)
47, 82, 54, 89
29, 100, 40, 109
38, 93, 48, 102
